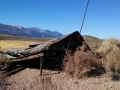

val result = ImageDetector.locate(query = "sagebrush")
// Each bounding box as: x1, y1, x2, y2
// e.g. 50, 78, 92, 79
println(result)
63, 47, 103, 79
97, 37, 120, 79
97, 37, 120, 56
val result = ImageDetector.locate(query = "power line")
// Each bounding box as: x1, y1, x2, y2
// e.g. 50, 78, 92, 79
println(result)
80, 0, 90, 34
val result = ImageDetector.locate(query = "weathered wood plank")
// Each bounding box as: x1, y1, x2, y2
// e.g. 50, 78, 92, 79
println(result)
11, 53, 44, 62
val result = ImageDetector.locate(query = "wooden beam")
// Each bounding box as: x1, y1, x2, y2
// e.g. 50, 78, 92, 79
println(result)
11, 53, 44, 62
51, 47, 64, 51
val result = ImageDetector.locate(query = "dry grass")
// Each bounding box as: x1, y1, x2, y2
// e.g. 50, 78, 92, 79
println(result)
0, 40, 39, 50
0, 33, 52, 50
38, 76, 57, 90
97, 37, 120, 80
24, 76, 59, 90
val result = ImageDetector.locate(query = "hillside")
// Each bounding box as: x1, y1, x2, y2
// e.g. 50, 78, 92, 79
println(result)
0, 33, 103, 50
83, 35, 103, 48
0, 33, 103, 43
0, 33, 52, 41
0, 23, 63, 38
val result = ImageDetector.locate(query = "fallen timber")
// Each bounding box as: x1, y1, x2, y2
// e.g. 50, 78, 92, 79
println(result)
10, 53, 44, 62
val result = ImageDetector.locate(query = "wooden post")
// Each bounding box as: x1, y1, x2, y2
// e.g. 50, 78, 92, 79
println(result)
40, 56, 43, 76
40, 53, 44, 76
57, 58, 59, 74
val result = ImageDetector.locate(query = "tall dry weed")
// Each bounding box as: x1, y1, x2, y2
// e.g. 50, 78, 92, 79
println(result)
97, 37, 120, 80
39, 76, 57, 90
27, 76, 59, 90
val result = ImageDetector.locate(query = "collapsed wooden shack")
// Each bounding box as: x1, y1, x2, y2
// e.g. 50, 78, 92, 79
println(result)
1, 31, 104, 76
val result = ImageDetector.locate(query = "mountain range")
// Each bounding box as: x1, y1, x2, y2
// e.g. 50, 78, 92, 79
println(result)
0, 23, 63, 38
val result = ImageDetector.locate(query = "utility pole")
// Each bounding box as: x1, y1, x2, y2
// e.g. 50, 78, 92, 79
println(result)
80, 0, 90, 34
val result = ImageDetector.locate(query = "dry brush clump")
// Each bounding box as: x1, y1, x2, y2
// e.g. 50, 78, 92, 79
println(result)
97, 37, 120, 80
26, 76, 60, 90
97, 37, 120, 56
38, 76, 57, 90
0, 54, 10, 65
63, 47, 104, 79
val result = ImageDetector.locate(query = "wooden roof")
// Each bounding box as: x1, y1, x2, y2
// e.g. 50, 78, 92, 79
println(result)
2, 31, 86, 59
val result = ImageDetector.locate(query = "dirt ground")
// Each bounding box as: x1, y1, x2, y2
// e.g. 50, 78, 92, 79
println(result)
1, 68, 120, 90
0, 35, 119, 90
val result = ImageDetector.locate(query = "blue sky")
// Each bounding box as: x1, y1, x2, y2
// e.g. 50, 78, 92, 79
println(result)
0, 0, 120, 39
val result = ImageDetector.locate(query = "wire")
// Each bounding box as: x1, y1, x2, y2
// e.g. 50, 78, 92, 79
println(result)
80, 0, 90, 34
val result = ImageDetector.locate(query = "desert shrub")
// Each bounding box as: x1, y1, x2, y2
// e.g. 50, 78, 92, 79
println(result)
105, 45, 120, 79
97, 37, 120, 56
63, 55, 90, 78
97, 37, 120, 80
63, 48, 104, 79
0, 54, 9, 65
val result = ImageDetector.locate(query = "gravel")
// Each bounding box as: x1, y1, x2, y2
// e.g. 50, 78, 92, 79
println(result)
2, 68, 120, 90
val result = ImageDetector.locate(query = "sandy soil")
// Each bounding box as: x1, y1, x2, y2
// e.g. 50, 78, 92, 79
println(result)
1, 68, 120, 90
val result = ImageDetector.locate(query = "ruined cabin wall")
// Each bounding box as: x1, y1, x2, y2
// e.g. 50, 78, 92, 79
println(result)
42, 33, 89, 70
